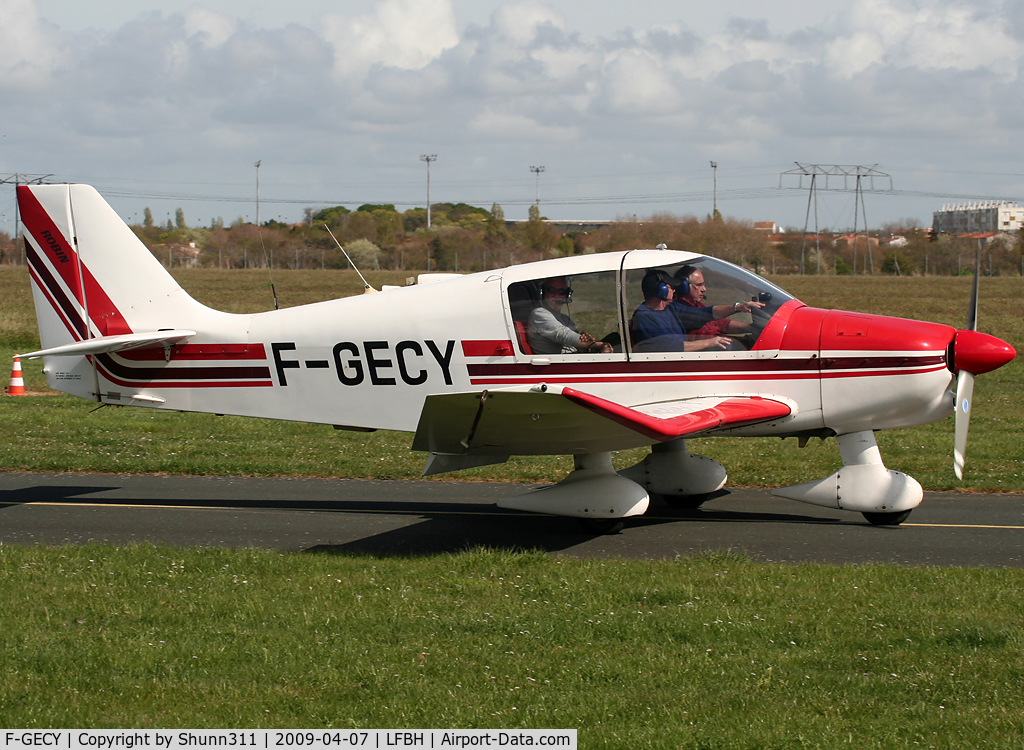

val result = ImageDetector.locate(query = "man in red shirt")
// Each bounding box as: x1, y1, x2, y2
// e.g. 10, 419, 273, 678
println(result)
673, 265, 761, 340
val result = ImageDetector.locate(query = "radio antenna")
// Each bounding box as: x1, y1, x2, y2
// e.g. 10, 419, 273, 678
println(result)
258, 227, 280, 309
324, 224, 377, 293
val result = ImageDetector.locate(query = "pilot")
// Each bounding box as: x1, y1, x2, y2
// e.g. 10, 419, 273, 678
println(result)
527, 276, 612, 354
631, 271, 730, 352
673, 265, 764, 339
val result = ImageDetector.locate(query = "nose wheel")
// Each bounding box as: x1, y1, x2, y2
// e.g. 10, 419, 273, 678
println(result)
862, 510, 912, 526
661, 492, 710, 509
578, 518, 625, 535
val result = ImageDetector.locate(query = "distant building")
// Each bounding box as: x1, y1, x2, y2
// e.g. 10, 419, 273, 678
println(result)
833, 234, 880, 249
154, 241, 200, 268
933, 201, 1023, 235
505, 220, 614, 234
962, 231, 1019, 248
881, 235, 909, 248
753, 221, 781, 234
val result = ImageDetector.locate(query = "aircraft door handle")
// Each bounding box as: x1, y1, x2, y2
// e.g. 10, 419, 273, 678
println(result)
530, 358, 551, 366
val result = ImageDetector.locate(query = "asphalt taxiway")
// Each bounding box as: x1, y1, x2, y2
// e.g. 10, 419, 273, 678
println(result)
1, 473, 1021, 566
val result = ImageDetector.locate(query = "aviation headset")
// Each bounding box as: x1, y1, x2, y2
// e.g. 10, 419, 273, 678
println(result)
539, 278, 573, 303
674, 266, 700, 297
643, 270, 685, 300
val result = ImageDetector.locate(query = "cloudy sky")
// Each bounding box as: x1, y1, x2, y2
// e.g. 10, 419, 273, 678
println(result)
2, 0, 1022, 232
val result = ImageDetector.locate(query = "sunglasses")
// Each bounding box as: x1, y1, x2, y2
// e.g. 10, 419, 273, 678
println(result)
544, 286, 573, 299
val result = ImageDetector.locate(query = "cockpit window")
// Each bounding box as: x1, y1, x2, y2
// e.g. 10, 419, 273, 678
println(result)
507, 271, 622, 356
624, 257, 794, 353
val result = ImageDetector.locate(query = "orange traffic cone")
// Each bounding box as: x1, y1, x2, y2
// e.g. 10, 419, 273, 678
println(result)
7, 357, 26, 396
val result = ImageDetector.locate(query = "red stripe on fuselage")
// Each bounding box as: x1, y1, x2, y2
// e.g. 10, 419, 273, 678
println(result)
96, 354, 271, 382
466, 357, 820, 377
465, 353, 945, 386
462, 340, 515, 357
94, 356, 272, 389
117, 344, 268, 361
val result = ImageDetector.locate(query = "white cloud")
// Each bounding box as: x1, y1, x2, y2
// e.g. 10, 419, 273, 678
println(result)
469, 108, 579, 141
530, 43, 599, 87
183, 6, 237, 48
4, 0, 1023, 228
827, 0, 1021, 78
0, 0, 66, 89
601, 49, 682, 111
825, 29, 885, 78
321, 0, 459, 80
200, 125, 259, 150
490, 0, 567, 44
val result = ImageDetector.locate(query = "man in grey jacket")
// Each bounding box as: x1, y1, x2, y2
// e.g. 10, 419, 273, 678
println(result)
527, 276, 612, 354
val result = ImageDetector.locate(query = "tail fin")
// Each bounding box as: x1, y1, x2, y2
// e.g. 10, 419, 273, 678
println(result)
18, 183, 206, 399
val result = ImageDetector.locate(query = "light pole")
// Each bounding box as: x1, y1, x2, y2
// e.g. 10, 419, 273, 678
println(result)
710, 161, 718, 219
251, 159, 260, 227
530, 165, 545, 210
420, 154, 436, 228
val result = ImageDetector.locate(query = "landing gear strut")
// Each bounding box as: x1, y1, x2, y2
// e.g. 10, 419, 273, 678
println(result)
772, 430, 923, 518
498, 451, 649, 532
619, 439, 727, 502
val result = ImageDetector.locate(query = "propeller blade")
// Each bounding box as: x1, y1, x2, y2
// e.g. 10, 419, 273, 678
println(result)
954, 244, 984, 480
966, 244, 980, 332
954, 369, 975, 480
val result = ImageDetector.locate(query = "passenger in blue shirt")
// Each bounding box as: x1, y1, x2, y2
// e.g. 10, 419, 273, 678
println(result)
631, 270, 731, 352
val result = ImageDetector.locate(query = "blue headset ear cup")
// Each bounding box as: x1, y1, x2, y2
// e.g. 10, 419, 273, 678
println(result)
657, 283, 670, 300
678, 280, 689, 297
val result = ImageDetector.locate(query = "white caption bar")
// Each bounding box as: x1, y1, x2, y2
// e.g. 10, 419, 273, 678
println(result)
2, 732, 577, 750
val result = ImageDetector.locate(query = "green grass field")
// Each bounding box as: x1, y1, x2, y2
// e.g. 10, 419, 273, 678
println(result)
1, 544, 1023, 749
2, 266, 1023, 744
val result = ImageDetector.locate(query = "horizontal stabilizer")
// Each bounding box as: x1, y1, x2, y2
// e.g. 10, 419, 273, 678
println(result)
18, 330, 196, 360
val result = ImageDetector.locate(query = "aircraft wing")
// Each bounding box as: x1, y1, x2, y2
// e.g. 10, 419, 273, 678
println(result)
412, 386, 793, 457
17, 330, 197, 360
560, 387, 793, 442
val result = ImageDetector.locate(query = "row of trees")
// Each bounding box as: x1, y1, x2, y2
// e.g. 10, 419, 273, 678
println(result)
767, 227, 1024, 277
3, 208, 1023, 276
127, 202, 588, 273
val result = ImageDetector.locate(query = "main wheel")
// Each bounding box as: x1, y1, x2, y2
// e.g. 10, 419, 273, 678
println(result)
578, 517, 625, 535
862, 510, 912, 526
662, 493, 710, 509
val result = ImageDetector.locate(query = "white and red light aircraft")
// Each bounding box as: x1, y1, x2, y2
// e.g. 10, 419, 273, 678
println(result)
17, 184, 1016, 533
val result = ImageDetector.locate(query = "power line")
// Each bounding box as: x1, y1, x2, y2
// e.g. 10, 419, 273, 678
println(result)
79, 179, 1024, 218
1, 173, 55, 263
781, 164, 894, 275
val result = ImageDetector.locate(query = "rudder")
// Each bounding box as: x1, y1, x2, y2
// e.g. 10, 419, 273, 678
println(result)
18, 183, 204, 398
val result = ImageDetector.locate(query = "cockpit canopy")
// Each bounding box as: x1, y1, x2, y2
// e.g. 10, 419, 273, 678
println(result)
505, 251, 795, 356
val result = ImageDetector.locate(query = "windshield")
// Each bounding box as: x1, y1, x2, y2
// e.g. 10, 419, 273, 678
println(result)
623, 257, 794, 353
